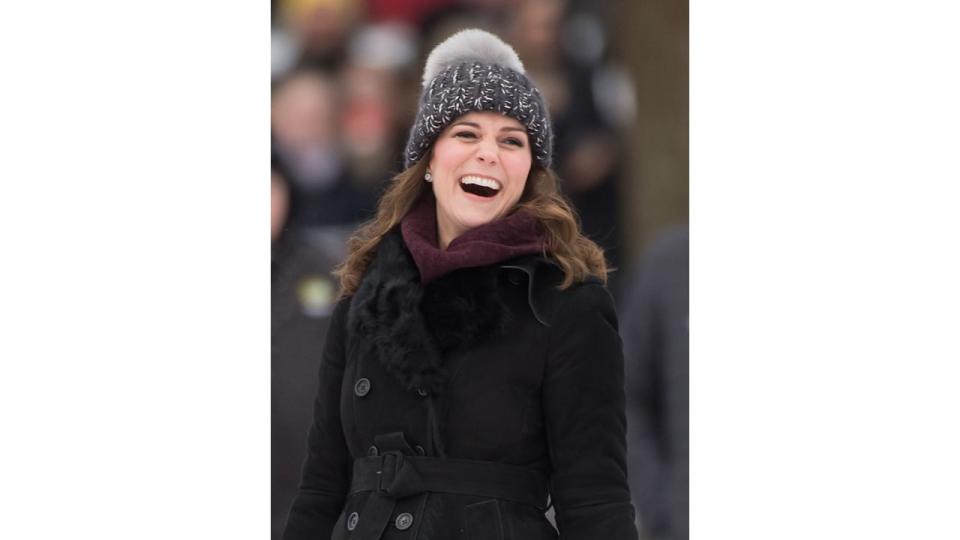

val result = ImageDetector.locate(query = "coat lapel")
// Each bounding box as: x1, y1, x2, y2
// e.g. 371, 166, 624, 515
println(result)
348, 229, 447, 395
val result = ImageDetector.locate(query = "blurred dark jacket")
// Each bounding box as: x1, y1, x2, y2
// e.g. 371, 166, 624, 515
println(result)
282, 228, 638, 540
621, 226, 689, 540
273, 139, 379, 229
272, 227, 348, 540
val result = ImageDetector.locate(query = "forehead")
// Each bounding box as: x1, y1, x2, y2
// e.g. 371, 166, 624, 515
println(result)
452, 111, 526, 131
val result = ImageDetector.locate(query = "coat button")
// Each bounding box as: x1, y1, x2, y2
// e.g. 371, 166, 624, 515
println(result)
395, 512, 414, 531
414, 445, 426, 456
416, 387, 428, 397
354, 378, 371, 397
367, 445, 379, 456
508, 270, 523, 285
347, 511, 359, 531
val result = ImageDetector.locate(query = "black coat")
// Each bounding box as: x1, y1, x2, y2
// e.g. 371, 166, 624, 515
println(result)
282, 229, 638, 540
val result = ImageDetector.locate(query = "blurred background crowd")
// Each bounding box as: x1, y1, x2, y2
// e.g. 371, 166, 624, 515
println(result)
271, 0, 688, 538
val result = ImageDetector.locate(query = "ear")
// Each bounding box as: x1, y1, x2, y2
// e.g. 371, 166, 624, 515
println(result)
424, 148, 436, 172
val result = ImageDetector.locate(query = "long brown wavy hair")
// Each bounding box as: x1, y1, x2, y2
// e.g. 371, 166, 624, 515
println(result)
334, 154, 609, 297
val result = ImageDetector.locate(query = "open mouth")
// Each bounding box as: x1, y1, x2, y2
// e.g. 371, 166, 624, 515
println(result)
459, 175, 501, 198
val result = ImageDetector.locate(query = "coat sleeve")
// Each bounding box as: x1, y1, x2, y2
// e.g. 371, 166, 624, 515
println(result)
543, 283, 639, 539
281, 298, 352, 540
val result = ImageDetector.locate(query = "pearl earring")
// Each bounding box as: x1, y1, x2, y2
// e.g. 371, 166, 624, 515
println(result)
425, 171, 433, 182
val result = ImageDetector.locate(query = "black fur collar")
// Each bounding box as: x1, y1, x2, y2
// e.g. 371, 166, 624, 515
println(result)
347, 229, 511, 394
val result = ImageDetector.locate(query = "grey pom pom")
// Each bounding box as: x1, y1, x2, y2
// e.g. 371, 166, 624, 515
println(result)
421, 28, 525, 87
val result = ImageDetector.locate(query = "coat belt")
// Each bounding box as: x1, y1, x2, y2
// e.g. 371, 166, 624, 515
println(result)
347, 453, 549, 537
351, 453, 549, 508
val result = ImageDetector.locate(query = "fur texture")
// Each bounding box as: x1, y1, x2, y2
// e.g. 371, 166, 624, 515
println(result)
422, 266, 512, 354
421, 28, 525, 87
348, 229, 511, 395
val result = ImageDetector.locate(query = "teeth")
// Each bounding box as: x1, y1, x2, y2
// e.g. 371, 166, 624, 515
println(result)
460, 176, 501, 191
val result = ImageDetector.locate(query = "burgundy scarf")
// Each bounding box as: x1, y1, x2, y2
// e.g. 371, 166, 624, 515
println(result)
400, 192, 545, 285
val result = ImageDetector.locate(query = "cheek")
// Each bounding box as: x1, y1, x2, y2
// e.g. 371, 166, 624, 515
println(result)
429, 140, 469, 174
506, 159, 532, 199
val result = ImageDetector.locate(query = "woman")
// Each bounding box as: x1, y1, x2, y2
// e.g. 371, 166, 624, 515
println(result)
282, 29, 638, 540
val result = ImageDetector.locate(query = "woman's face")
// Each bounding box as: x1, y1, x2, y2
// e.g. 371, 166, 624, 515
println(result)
428, 111, 532, 246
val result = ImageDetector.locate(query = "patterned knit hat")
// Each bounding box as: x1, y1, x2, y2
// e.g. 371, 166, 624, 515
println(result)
404, 29, 553, 169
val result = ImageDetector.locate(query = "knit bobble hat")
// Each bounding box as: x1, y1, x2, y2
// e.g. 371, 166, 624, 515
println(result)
404, 29, 554, 169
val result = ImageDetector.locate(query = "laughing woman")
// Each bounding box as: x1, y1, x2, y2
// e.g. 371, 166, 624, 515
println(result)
282, 29, 639, 540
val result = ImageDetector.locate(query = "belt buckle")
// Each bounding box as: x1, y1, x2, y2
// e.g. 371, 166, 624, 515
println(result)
376, 453, 401, 495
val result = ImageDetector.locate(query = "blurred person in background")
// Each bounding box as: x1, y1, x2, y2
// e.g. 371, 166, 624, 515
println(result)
621, 226, 689, 540
272, 154, 351, 540
276, 0, 362, 71
363, 0, 456, 26
506, 0, 635, 296
282, 29, 638, 540
272, 68, 377, 227
339, 23, 418, 189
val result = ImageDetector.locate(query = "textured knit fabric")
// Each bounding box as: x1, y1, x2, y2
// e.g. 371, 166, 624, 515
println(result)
404, 58, 553, 168
400, 192, 545, 285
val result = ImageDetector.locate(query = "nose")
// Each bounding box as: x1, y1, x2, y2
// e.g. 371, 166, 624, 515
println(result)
475, 138, 498, 165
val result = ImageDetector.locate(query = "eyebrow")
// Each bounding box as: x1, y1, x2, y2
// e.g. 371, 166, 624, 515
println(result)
450, 121, 528, 134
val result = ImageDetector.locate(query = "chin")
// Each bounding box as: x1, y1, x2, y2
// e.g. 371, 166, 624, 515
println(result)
456, 211, 501, 231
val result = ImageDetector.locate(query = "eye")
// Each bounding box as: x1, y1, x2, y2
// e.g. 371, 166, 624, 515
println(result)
454, 131, 478, 139
503, 137, 525, 147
